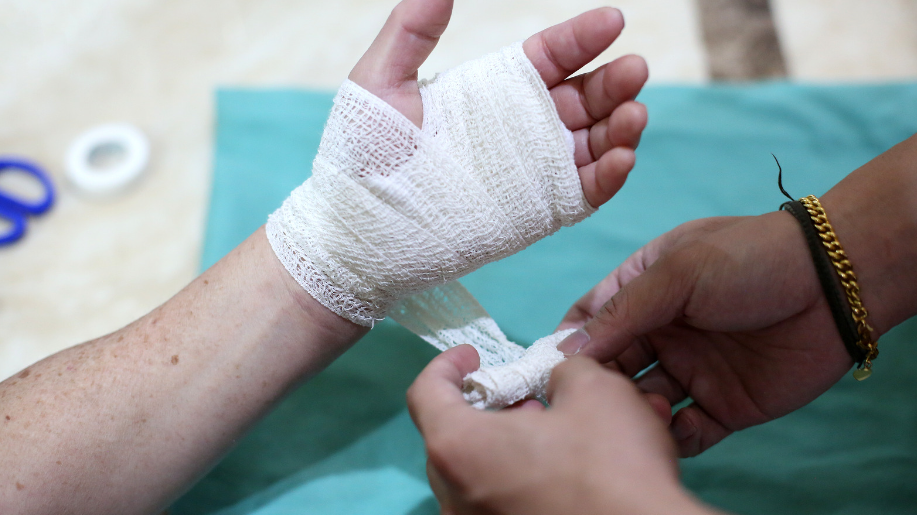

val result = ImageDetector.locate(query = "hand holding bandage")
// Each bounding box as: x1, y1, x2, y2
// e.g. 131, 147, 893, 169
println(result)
268, 0, 648, 406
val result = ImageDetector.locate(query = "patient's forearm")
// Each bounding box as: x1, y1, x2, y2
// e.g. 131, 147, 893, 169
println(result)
0, 227, 366, 515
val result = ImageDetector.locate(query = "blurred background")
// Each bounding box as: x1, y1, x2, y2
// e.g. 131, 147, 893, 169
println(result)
1, 0, 917, 380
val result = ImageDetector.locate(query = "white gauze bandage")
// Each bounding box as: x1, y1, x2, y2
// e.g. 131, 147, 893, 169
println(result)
390, 281, 576, 410
267, 43, 594, 409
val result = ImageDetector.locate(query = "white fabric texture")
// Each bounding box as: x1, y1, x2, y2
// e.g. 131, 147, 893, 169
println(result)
463, 328, 576, 410
266, 42, 593, 326
390, 282, 573, 410
390, 281, 573, 410
389, 281, 526, 367
267, 42, 592, 409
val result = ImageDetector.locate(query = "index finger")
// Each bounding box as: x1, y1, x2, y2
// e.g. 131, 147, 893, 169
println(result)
574, 254, 694, 364
407, 344, 481, 435
556, 241, 660, 332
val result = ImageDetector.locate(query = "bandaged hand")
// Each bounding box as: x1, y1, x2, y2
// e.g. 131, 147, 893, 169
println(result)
267, 0, 648, 326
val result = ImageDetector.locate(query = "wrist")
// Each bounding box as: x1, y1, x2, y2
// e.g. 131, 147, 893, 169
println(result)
820, 133, 917, 336
256, 226, 368, 367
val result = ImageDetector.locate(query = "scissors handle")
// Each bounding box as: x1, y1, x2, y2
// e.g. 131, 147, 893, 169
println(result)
0, 205, 26, 245
0, 157, 55, 246
0, 157, 55, 215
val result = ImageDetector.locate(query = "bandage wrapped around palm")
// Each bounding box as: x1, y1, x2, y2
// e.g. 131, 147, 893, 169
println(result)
268, 27, 645, 408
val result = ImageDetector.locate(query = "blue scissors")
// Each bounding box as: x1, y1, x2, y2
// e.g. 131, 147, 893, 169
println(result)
0, 157, 55, 246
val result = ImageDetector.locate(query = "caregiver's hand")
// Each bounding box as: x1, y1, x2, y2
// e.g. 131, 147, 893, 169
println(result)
348, 0, 648, 208
557, 213, 855, 457
558, 124, 917, 459
407, 345, 719, 515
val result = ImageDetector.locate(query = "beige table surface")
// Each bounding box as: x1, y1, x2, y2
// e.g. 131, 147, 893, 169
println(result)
1, 0, 916, 380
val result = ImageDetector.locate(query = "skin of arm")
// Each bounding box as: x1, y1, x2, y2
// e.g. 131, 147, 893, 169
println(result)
0, 228, 366, 514
0, 0, 649, 512
556, 131, 917, 457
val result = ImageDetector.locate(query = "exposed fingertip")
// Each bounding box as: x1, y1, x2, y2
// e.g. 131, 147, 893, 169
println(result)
628, 101, 648, 129
558, 328, 591, 356
607, 101, 647, 149
672, 414, 697, 441
596, 146, 635, 198
604, 55, 649, 104
671, 408, 702, 457
576, 7, 625, 54
619, 54, 649, 83
442, 344, 481, 376
594, 6, 624, 27
398, 0, 454, 40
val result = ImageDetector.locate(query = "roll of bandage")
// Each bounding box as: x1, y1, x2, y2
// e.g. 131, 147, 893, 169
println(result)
65, 123, 150, 196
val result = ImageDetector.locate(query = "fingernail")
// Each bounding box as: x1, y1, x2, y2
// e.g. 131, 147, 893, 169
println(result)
558, 328, 590, 356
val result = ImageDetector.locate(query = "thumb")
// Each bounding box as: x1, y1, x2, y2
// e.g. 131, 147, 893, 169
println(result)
559, 252, 697, 364
349, 0, 453, 125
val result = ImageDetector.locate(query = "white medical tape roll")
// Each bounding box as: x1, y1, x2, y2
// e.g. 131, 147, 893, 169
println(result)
66, 123, 150, 196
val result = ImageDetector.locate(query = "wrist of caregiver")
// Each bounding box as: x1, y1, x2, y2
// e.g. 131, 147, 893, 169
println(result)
814, 133, 917, 337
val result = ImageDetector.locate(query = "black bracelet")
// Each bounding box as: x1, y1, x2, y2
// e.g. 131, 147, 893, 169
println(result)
781, 200, 867, 366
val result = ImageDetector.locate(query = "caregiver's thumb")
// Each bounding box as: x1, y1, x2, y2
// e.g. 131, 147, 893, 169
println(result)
558, 252, 697, 363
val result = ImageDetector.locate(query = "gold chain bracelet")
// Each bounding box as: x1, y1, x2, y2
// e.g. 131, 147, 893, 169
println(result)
799, 195, 880, 380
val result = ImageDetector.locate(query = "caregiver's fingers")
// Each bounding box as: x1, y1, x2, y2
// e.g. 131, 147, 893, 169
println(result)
407, 344, 481, 435
603, 337, 658, 378
644, 393, 673, 426
556, 246, 658, 331
671, 403, 733, 458
559, 254, 696, 363
349, 0, 454, 123
554, 55, 649, 132
577, 146, 634, 208
523, 7, 625, 88
636, 365, 689, 407
557, 285, 615, 331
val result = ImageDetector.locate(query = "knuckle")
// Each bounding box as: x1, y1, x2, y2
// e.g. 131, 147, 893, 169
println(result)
593, 289, 633, 336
